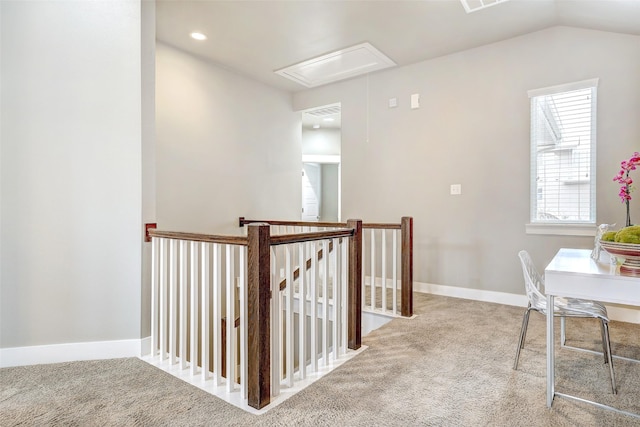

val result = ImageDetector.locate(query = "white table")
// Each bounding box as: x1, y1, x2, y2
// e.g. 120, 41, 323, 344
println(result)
545, 248, 640, 417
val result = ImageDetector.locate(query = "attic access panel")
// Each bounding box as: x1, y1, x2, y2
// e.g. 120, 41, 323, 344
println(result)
460, 0, 510, 13
275, 42, 396, 88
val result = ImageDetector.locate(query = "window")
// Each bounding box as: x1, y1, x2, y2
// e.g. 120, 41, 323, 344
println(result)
528, 79, 598, 230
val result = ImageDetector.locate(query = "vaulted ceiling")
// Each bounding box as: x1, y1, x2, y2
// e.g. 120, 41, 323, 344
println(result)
156, 0, 640, 93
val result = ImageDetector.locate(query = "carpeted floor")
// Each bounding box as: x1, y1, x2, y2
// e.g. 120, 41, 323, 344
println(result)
1, 293, 639, 426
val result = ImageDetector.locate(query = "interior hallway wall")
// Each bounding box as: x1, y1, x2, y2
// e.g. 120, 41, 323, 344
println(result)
293, 26, 640, 295
156, 43, 301, 235
1, 1, 144, 350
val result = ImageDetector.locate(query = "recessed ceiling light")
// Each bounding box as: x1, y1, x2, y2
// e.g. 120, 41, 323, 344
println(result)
312, 124, 320, 129
322, 118, 335, 122
190, 32, 207, 41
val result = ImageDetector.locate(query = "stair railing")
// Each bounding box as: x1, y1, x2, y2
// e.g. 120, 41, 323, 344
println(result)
148, 220, 362, 410
239, 216, 413, 317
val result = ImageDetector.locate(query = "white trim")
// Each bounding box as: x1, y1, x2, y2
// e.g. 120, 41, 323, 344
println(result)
302, 154, 340, 164
0, 338, 143, 368
414, 281, 639, 324
525, 223, 597, 236
606, 305, 640, 324
140, 335, 152, 357
275, 42, 395, 88
460, 0, 510, 14
528, 78, 599, 98
141, 346, 367, 414
414, 281, 528, 307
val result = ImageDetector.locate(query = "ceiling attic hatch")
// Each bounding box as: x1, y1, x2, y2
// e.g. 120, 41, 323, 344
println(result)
460, 0, 510, 13
275, 42, 396, 88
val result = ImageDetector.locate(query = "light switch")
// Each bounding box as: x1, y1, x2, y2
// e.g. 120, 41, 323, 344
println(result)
450, 184, 462, 195
411, 93, 420, 109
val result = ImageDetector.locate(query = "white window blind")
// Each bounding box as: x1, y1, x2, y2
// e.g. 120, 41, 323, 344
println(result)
529, 79, 597, 224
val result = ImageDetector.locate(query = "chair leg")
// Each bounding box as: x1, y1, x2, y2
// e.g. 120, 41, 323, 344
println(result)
513, 307, 531, 370
599, 320, 609, 365
602, 320, 617, 394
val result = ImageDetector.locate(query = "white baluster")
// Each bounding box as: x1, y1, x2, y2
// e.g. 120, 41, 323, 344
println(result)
180, 240, 188, 370
271, 247, 280, 396
382, 230, 387, 314
285, 245, 294, 387
393, 230, 398, 316
310, 241, 318, 372
298, 242, 307, 380
151, 237, 158, 357
370, 229, 376, 310
322, 240, 329, 365
341, 238, 348, 353
169, 239, 177, 365
331, 237, 339, 360
226, 245, 235, 392
159, 238, 167, 360
239, 246, 247, 399
201, 242, 210, 381
213, 243, 222, 386
190, 241, 198, 375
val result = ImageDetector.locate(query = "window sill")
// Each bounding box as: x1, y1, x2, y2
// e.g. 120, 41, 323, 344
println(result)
525, 223, 596, 236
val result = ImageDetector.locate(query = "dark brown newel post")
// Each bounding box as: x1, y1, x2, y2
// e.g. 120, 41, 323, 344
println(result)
347, 219, 362, 350
247, 224, 271, 409
401, 216, 414, 317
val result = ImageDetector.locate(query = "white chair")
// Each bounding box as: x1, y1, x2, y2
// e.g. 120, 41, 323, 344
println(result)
514, 250, 616, 394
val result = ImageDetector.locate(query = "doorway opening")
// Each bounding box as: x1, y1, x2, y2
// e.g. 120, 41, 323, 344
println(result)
301, 103, 341, 222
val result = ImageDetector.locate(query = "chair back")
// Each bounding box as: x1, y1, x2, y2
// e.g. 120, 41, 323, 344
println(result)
518, 250, 548, 312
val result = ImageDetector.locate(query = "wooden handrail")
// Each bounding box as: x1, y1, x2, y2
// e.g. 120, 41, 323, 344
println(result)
239, 216, 401, 230
149, 229, 248, 246
362, 223, 401, 230
240, 217, 345, 228
270, 229, 353, 246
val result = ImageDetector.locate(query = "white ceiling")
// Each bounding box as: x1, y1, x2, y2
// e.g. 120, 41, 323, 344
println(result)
156, 0, 640, 93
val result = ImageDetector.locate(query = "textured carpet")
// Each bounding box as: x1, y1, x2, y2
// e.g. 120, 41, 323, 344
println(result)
1, 293, 639, 426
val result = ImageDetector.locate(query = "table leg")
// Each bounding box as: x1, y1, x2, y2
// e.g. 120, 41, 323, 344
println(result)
547, 294, 555, 407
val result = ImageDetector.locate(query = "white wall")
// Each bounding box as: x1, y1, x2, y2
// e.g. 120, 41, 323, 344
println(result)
302, 128, 341, 155
140, 0, 156, 340
1, 1, 144, 350
156, 43, 301, 234
321, 164, 340, 221
294, 26, 640, 295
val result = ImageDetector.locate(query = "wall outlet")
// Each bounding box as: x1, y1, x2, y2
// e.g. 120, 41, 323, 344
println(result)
450, 184, 462, 195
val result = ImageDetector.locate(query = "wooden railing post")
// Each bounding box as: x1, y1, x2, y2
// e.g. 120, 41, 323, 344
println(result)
401, 216, 413, 317
247, 224, 271, 409
347, 219, 362, 350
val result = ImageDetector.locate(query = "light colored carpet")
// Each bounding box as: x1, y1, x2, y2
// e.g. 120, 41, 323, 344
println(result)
1, 293, 639, 426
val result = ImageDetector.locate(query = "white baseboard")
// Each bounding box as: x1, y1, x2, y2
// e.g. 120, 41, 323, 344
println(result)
413, 281, 528, 307
0, 338, 144, 368
413, 281, 640, 324
140, 336, 152, 357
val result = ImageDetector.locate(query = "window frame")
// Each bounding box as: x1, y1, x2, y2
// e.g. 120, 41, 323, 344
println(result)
526, 78, 599, 236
